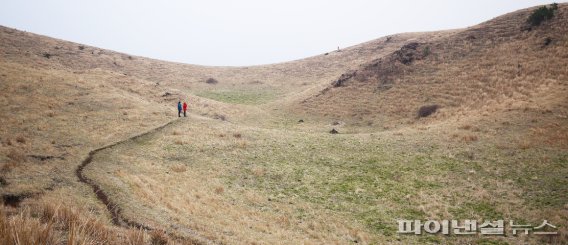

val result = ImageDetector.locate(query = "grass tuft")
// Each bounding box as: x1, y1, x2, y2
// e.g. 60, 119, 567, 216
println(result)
150, 230, 169, 245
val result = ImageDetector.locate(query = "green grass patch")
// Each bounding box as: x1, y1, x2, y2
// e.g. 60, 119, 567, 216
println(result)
196, 89, 278, 105
450, 201, 502, 220
418, 235, 443, 244
217, 134, 464, 237
476, 238, 509, 245
505, 152, 568, 208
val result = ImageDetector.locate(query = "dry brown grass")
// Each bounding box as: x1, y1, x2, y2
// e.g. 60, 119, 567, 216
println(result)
15, 136, 26, 144
150, 230, 169, 245
299, 5, 568, 130
462, 134, 479, 142
235, 140, 247, 149
84, 118, 377, 244
0, 200, 133, 245
518, 139, 532, 149
0, 4, 567, 245
0, 198, 204, 245
213, 186, 224, 195
40, 201, 115, 244
126, 228, 147, 245
0, 162, 17, 173
6, 149, 25, 164
0, 207, 58, 245
170, 165, 187, 173
251, 167, 266, 177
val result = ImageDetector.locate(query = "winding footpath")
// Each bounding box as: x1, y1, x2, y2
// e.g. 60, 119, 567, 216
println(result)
75, 119, 182, 229
76, 119, 179, 229
75, 117, 216, 244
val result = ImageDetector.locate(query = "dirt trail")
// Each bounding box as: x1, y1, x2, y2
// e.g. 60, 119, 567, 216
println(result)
76, 119, 178, 228
75, 118, 213, 244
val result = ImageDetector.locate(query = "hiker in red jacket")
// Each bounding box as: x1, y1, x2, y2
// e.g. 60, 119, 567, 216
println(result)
183, 101, 188, 117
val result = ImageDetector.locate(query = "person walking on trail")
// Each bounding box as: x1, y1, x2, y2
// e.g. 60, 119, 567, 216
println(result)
183, 101, 188, 117
177, 101, 182, 117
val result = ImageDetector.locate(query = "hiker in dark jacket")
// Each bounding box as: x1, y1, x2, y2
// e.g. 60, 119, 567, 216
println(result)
177, 101, 182, 117
183, 102, 188, 117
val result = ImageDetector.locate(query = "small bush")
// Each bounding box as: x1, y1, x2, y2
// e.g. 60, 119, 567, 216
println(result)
150, 230, 168, 245
42, 53, 52, 59
7, 149, 25, 163
78, 45, 85, 50
205, 78, 218, 84
417, 105, 439, 118
213, 113, 226, 121
544, 37, 552, 46
527, 3, 558, 26
233, 133, 242, 138
16, 136, 26, 144
422, 46, 431, 57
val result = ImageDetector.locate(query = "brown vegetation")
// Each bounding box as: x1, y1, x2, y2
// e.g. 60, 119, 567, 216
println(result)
0, 3, 567, 245
301, 4, 568, 129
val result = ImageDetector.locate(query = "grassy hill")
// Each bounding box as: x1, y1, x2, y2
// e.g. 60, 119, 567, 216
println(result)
1, 3, 567, 245
299, 4, 568, 130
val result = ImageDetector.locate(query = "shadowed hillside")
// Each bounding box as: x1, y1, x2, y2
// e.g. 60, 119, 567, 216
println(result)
299, 4, 568, 131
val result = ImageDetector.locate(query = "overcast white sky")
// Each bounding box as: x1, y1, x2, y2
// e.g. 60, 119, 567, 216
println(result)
0, 0, 562, 66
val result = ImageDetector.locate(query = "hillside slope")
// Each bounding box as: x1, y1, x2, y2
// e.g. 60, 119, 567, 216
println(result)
0, 19, 436, 244
0, 3, 567, 245
0, 21, 439, 200
0, 25, 436, 95
298, 4, 568, 131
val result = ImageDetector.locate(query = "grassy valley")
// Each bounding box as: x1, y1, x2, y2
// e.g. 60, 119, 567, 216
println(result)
1, 3, 567, 245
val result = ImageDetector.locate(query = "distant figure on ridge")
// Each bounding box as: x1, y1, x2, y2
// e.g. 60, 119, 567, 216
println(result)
177, 101, 182, 117
183, 101, 188, 117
